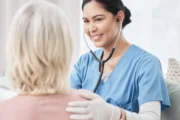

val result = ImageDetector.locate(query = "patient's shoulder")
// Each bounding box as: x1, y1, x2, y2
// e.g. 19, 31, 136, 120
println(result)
66, 89, 87, 101
1, 95, 38, 109
0, 95, 39, 119
0, 90, 87, 119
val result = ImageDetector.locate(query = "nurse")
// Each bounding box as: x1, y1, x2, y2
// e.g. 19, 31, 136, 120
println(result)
66, 0, 170, 120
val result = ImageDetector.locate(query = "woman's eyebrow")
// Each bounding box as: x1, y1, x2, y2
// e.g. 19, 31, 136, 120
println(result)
82, 14, 105, 19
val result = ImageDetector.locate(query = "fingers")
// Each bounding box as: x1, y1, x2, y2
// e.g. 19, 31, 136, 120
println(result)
66, 107, 89, 114
68, 101, 90, 107
66, 101, 92, 120
78, 90, 99, 100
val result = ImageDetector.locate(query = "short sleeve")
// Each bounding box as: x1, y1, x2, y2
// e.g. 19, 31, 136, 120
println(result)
70, 56, 83, 89
70, 53, 90, 89
137, 55, 170, 110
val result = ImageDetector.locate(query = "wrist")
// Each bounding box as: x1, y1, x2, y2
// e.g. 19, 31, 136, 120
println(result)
109, 104, 121, 120
120, 109, 126, 120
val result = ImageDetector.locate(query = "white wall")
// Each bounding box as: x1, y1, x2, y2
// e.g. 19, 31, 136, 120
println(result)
123, 0, 180, 73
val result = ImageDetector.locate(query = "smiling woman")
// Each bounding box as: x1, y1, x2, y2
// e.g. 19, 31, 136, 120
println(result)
67, 0, 170, 120
82, 0, 131, 49
80, 0, 180, 73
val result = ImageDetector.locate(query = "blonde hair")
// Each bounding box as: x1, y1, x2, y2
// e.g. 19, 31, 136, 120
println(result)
8, 0, 73, 95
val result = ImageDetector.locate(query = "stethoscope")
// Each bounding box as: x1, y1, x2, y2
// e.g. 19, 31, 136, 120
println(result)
83, 26, 121, 93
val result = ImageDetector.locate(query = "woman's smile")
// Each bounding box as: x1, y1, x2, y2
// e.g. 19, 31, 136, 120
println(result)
91, 34, 103, 41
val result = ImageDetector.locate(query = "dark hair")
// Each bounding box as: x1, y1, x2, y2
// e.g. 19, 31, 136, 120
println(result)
82, 0, 132, 29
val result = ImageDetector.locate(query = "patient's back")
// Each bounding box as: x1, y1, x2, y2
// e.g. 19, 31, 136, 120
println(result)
0, 89, 85, 120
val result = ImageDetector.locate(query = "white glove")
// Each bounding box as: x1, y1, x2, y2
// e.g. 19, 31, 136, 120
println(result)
66, 89, 121, 120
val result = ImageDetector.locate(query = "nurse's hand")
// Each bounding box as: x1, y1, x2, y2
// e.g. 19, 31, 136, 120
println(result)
66, 90, 121, 120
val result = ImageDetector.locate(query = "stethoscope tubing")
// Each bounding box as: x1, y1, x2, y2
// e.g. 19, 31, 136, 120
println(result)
83, 27, 121, 93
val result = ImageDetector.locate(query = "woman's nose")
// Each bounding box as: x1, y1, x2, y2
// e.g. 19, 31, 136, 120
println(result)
89, 23, 97, 33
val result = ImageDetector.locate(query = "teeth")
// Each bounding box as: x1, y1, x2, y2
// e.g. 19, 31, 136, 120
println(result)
92, 35, 101, 41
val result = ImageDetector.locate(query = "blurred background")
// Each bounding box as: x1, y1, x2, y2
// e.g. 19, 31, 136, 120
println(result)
0, 0, 180, 99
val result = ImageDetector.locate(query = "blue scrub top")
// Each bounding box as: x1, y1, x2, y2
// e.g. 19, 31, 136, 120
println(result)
70, 44, 170, 112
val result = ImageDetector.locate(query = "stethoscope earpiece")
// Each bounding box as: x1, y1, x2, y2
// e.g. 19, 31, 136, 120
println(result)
116, 18, 120, 22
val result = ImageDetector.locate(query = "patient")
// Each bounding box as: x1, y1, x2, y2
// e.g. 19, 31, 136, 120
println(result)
0, 1, 85, 120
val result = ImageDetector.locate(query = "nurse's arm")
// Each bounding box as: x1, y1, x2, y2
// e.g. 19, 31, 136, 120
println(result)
124, 101, 160, 120
66, 90, 161, 120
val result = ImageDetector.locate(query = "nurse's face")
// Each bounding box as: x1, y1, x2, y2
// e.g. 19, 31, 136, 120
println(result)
83, 1, 119, 49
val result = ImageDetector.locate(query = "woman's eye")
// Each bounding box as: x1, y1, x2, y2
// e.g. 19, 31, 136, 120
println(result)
83, 20, 89, 23
96, 18, 102, 21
